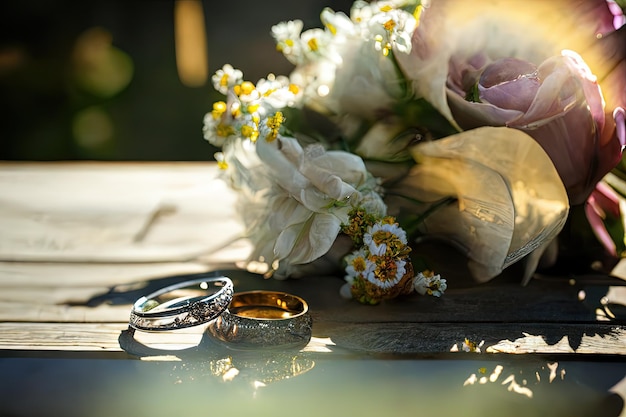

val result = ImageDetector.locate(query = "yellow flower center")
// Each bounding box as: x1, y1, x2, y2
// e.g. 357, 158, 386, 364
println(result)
240, 124, 256, 138
264, 111, 285, 142
216, 123, 235, 137
383, 19, 396, 32
464, 338, 479, 352
372, 230, 394, 245
374, 34, 392, 57
288, 84, 300, 95
307, 37, 319, 52
352, 256, 367, 272
234, 81, 255, 96
212, 101, 227, 119
214, 152, 228, 170
414, 5, 424, 24
373, 257, 398, 282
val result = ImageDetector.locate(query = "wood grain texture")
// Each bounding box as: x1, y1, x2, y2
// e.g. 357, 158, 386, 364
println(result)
0, 162, 624, 357
0, 162, 248, 263
1, 321, 624, 356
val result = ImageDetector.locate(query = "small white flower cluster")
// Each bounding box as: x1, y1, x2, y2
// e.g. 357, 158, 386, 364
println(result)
342, 209, 446, 303
413, 271, 447, 297
363, 222, 408, 256
270, 0, 420, 124
202, 62, 388, 278
344, 221, 408, 290
340, 208, 416, 304
203, 65, 301, 149
272, 0, 419, 65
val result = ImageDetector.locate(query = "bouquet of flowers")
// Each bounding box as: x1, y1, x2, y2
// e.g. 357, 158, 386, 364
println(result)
203, 0, 626, 304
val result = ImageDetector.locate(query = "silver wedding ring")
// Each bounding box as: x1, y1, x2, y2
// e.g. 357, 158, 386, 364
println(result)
208, 290, 312, 349
129, 276, 234, 331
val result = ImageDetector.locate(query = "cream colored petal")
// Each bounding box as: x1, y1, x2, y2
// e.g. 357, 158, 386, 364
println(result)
255, 136, 310, 195
299, 146, 362, 200
354, 118, 416, 162
273, 217, 311, 262
274, 212, 343, 265
403, 126, 569, 282
267, 194, 312, 231
405, 155, 514, 280
298, 187, 342, 212
319, 150, 369, 185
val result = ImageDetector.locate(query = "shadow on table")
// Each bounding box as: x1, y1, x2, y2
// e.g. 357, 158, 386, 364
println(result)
72, 268, 271, 307
72, 264, 626, 417
57, 269, 626, 417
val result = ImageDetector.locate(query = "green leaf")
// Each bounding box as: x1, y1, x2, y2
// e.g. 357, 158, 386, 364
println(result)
464, 82, 481, 103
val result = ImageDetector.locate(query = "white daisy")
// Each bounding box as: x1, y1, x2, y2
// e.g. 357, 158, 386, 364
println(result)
367, 8, 417, 55
212, 64, 243, 95
256, 74, 301, 109
363, 221, 407, 256
414, 271, 447, 297
272, 20, 305, 65
344, 248, 374, 280
366, 257, 406, 288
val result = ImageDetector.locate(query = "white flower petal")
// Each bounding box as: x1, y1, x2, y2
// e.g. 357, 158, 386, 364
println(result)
400, 126, 569, 281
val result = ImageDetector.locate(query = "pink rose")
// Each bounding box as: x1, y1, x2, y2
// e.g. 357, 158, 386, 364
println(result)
447, 50, 623, 204
397, 0, 626, 204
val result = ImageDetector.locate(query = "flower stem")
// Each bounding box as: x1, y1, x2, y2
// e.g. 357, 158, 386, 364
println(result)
394, 195, 458, 235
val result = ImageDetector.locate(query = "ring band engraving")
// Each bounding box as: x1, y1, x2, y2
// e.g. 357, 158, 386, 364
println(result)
129, 276, 234, 331
208, 290, 312, 349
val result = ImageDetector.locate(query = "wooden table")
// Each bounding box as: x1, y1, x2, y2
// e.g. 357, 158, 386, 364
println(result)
1, 162, 625, 417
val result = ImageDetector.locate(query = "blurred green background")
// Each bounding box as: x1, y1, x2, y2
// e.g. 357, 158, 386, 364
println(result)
0, 0, 353, 161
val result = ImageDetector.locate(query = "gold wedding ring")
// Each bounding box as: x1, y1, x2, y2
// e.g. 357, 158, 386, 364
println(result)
208, 290, 312, 349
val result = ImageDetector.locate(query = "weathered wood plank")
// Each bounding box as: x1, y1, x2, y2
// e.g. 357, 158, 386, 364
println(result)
0, 263, 623, 325
0, 322, 623, 355
0, 323, 129, 351
316, 321, 626, 355
486, 330, 626, 354
0, 262, 228, 322
0, 162, 247, 263
1, 262, 622, 355
0, 261, 219, 287
0, 301, 130, 322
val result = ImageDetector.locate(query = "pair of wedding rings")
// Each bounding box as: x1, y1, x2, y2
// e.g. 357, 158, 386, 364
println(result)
128, 276, 312, 349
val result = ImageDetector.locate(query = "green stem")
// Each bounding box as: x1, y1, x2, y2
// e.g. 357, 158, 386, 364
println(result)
384, 190, 437, 206
401, 196, 458, 235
